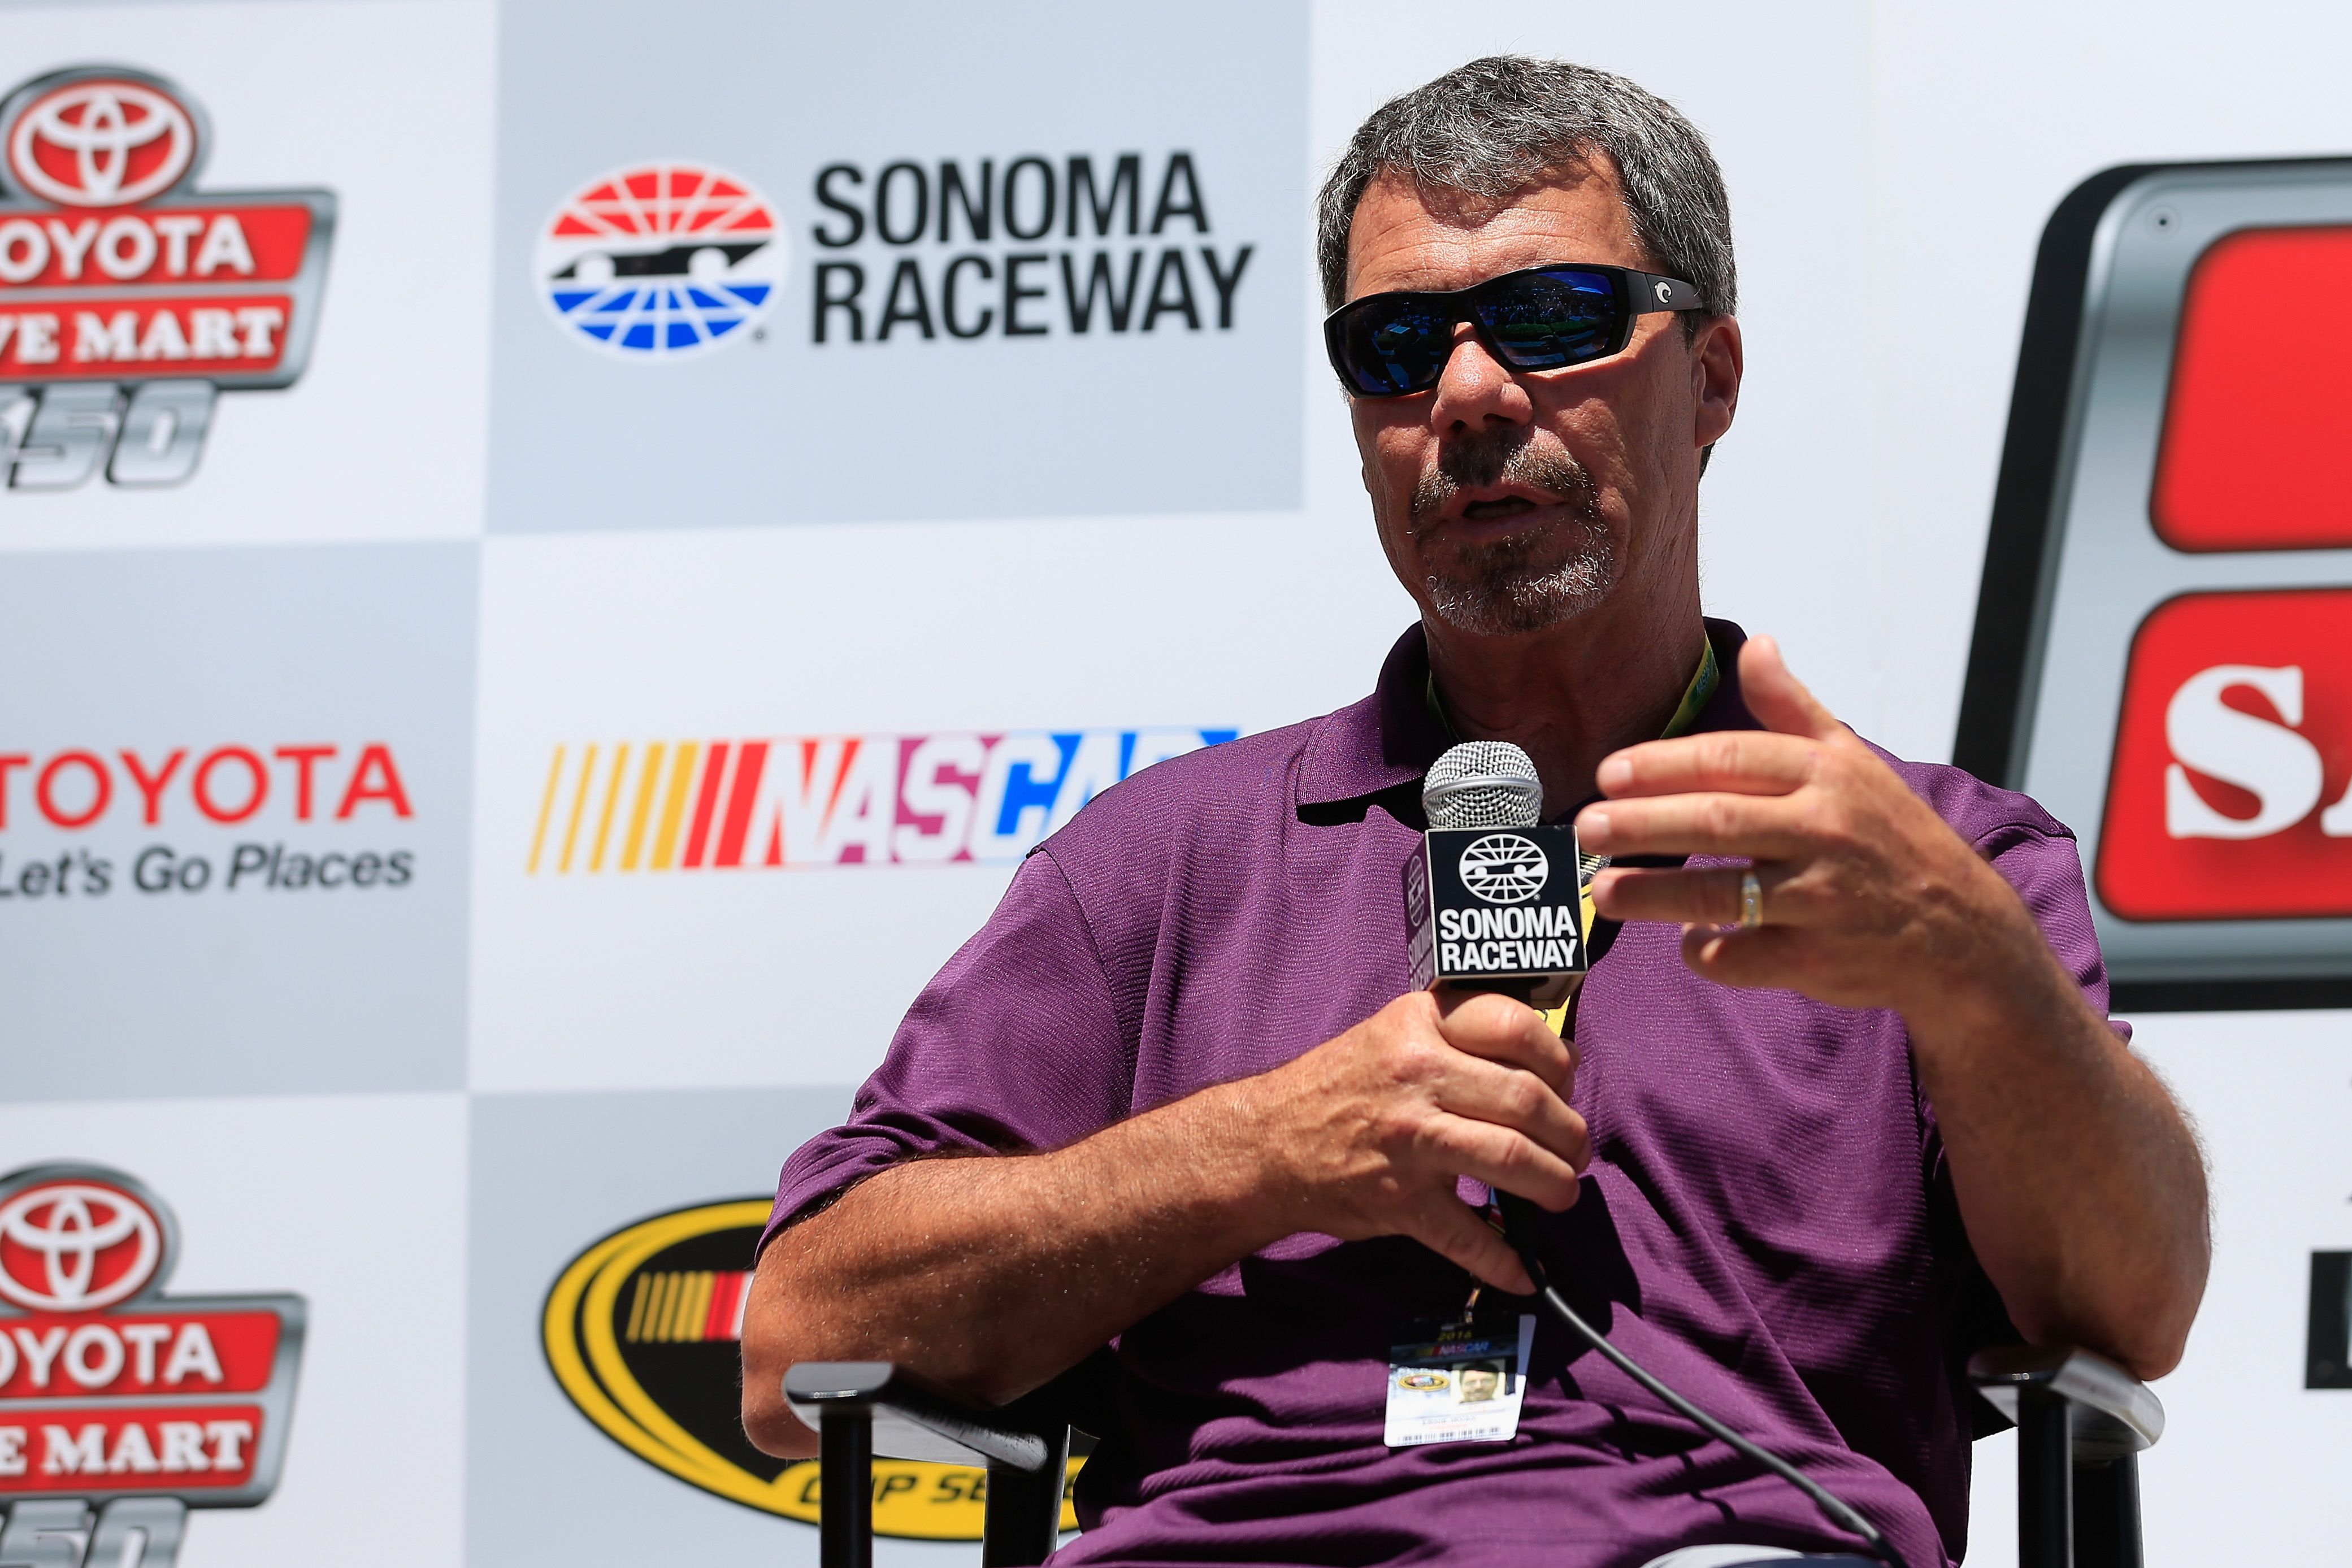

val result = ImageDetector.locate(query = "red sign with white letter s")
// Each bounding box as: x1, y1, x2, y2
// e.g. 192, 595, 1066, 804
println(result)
2097, 589, 2352, 920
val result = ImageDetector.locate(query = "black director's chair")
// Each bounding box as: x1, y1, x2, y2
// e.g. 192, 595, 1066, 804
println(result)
785, 1344, 2162, 1568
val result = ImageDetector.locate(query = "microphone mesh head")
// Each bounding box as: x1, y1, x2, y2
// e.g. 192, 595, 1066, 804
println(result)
1423, 741, 1543, 829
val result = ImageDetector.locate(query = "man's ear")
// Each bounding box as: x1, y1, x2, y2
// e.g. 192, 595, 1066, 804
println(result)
1691, 314, 1742, 454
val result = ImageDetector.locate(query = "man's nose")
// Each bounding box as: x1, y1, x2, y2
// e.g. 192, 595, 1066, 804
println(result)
1427, 324, 1535, 435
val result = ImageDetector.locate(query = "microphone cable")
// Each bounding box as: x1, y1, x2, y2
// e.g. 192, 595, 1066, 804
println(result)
1495, 1193, 1910, 1568
1416, 738, 1910, 1566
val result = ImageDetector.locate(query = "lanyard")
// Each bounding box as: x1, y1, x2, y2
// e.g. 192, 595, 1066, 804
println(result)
1423, 636, 1721, 1035
1421, 634, 1720, 749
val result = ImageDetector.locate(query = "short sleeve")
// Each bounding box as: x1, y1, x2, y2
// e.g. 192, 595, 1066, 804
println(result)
1974, 818, 2129, 1043
759, 850, 1134, 1255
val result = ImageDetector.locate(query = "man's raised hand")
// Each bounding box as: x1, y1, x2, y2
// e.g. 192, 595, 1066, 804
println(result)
1574, 635, 2048, 1019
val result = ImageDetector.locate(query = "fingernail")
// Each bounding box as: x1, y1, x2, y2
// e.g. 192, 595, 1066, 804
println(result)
1578, 810, 1609, 850
1595, 755, 1631, 793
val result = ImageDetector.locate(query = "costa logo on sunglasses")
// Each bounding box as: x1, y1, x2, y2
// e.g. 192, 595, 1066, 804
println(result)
1322, 264, 1701, 397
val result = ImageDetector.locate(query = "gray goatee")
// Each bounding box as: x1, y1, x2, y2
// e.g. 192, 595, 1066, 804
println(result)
1409, 433, 1618, 636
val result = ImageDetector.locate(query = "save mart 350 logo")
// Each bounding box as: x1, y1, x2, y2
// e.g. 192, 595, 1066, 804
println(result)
0, 1164, 305, 1568
543, 1200, 1080, 1539
0, 67, 333, 491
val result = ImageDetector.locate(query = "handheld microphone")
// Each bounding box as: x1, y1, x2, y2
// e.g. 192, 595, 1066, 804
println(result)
1410, 740, 1587, 1261
1408, 739, 1902, 1567
1408, 740, 1589, 1014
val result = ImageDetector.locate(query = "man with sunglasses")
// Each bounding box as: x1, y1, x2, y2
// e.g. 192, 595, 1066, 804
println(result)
744, 55, 2207, 1568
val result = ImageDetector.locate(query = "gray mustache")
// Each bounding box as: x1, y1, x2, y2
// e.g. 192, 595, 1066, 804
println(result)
1411, 434, 1595, 523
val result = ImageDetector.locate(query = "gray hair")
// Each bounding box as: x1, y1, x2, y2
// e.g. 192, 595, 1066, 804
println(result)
1316, 56, 1736, 324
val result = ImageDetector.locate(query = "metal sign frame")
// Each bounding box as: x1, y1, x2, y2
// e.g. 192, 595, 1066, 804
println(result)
1956, 155, 2352, 1010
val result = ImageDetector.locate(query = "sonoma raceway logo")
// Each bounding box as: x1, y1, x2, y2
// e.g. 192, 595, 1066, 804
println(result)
537, 149, 1253, 356
0, 67, 334, 490
1458, 833, 1548, 905
526, 726, 1234, 874
0, 740, 417, 901
536, 162, 784, 359
808, 151, 1251, 344
0, 1165, 305, 1568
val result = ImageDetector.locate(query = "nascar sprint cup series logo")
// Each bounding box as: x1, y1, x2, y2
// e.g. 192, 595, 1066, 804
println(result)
536, 163, 784, 358
0, 1165, 305, 1567
544, 1199, 1079, 1539
0, 68, 333, 490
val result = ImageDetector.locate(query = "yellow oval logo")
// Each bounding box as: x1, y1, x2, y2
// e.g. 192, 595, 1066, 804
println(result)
542, 1198, 1081, 1539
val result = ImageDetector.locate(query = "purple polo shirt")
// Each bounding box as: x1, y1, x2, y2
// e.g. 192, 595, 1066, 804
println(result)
766, 622, 2123, 1568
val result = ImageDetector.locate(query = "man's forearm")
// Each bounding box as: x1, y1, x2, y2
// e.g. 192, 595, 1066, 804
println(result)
741, 990, 1587, 1458
1576, 638, 2210, 1379
740, 1077, 1292, 1456
1907, 923, 2210, 1380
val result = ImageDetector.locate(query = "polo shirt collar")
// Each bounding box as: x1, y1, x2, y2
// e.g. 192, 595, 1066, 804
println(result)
1296, 617, 1761, 810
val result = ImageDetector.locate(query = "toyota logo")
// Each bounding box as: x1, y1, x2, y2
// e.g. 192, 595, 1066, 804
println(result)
0, 1174, 166, 1311
1459, 832, 1550, 904
4, 73, 199, 208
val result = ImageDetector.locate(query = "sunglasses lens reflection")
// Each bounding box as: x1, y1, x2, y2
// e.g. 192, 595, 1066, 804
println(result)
1334, 268, 1625, 394
1477, 270, 1616, 368
1342, 298, 1453, 393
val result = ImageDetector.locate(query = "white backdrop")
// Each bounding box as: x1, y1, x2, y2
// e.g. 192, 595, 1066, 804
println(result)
0, 1, 2343, 1563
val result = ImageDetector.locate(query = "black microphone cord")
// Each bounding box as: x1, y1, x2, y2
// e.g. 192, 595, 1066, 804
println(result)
1495, 1192, 1910, 1568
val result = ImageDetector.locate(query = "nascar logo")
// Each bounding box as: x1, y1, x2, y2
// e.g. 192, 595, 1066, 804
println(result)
536, 162, 784, 358
544, 1199, 1079, 1539
524, 726, 1235, 874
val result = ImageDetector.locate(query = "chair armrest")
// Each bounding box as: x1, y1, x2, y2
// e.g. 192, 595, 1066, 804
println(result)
1968, 1345, 2165, 1460
785, 1361, 1056, 1473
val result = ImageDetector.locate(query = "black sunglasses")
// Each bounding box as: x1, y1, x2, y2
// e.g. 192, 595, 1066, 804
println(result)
1323, 263, 1704, 397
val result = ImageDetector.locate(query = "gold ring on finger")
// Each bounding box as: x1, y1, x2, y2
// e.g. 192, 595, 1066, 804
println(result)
1738, 868, 1764, 930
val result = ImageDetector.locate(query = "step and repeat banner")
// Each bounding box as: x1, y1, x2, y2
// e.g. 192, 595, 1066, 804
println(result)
1, 2, 2345, 1565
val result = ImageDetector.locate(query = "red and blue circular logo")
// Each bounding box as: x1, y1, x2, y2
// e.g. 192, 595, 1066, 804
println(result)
536, 162, 784, 359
